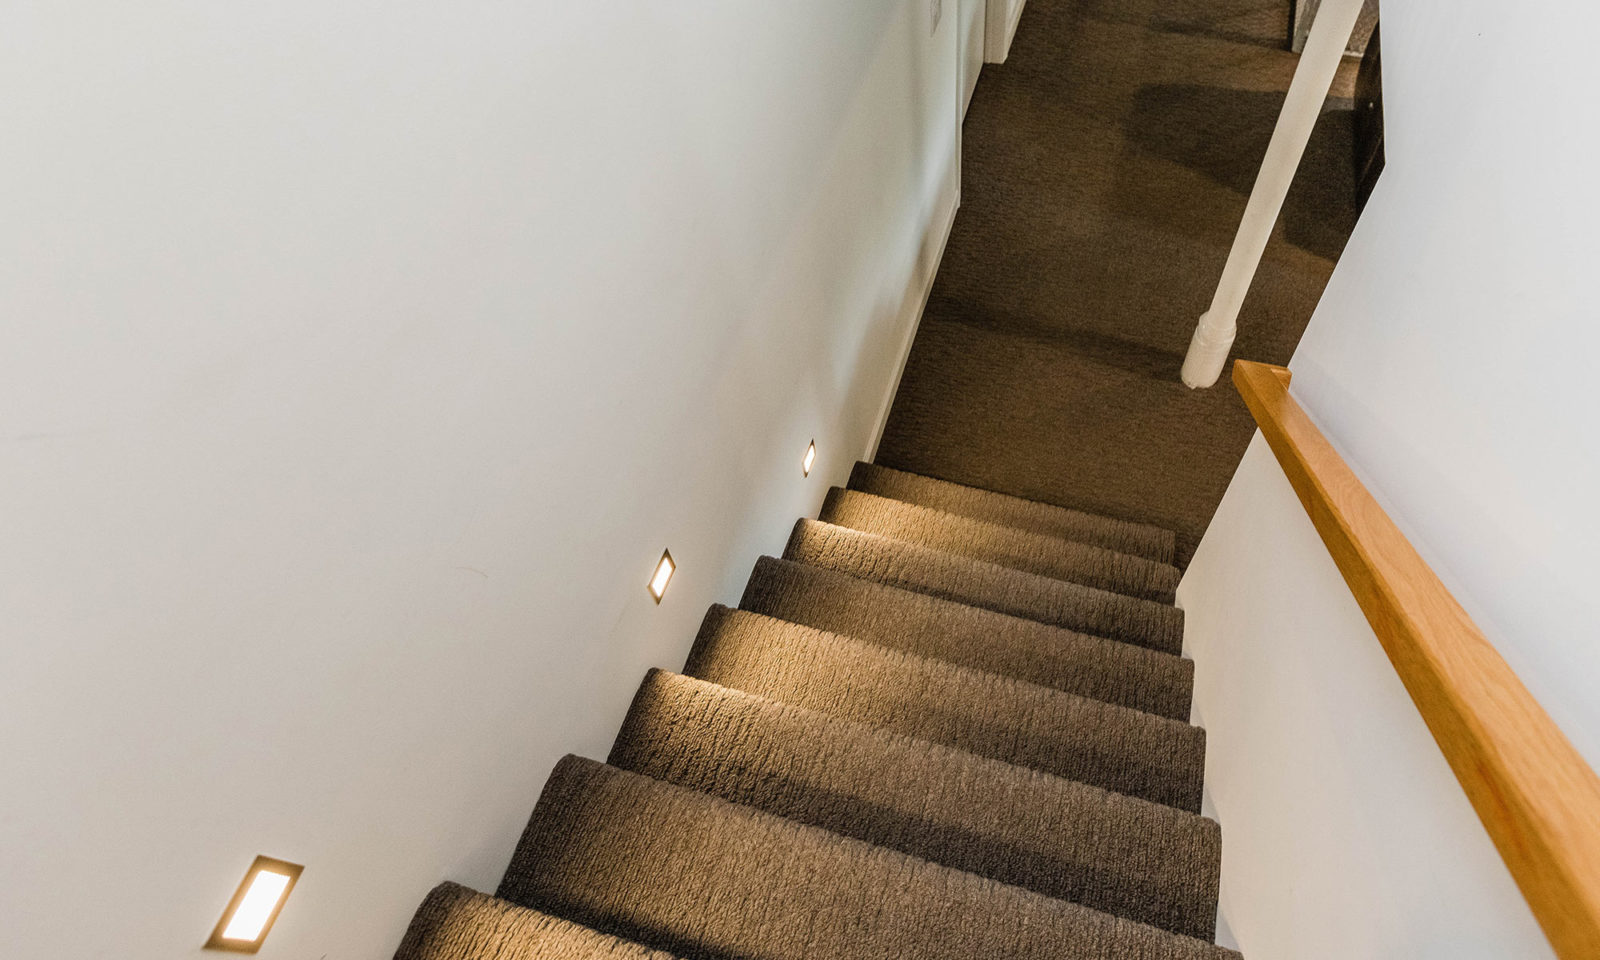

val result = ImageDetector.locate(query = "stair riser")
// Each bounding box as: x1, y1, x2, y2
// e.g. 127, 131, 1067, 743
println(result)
685, 606, 1206, 813
499, 757, 1241, 960
610, 670, 1221, 939
848, 462, 1177, 564
740, 556, 1194, 720
395, 883, 684, 960
820, 487, 1180, 602
785, 519, 1186, 655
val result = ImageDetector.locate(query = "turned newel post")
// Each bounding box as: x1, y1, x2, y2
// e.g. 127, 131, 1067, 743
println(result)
1180, 0, 1367, 389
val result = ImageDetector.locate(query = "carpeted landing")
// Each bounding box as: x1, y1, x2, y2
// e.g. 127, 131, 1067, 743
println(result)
394, 462, 1235, 960
873, 0, 1361, 566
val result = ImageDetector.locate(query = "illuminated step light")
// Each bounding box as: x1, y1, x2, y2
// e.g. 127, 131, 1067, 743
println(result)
803, 440, 817, 477
205, 855, 303, 953
648, 549, 676, 603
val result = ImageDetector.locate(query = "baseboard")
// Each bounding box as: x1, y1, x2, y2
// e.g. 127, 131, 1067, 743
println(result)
863, 153, 961, 463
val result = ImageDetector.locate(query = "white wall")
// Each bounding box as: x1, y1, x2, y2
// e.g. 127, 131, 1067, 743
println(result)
959, 0, 985, 113
1182, 441, 1556, 958
1181, 0, 1600, 955
984, 0, 1027, 63
0, 3, 961, 958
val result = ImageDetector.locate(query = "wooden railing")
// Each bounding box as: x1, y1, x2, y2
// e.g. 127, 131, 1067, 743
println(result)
1232, 359, 1600, 960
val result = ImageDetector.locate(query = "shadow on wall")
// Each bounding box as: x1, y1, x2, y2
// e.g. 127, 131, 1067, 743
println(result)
1126, 83, 1359, 262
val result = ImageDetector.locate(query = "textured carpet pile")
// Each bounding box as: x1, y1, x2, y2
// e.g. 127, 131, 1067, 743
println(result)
874, 0, 1359, 565
383, 0, 1347, 952
394, 461, 1235, 959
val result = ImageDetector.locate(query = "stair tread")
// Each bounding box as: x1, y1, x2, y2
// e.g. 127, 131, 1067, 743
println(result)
785, 518, 1185, 654
611, 669, 1221, 939
741, 556, 1193, 719
684, 606, 1204, 812
821, 487, 1180, 602
395, 882, 685, 960
850, 462, 1177, 564
499, 756, 1241, 960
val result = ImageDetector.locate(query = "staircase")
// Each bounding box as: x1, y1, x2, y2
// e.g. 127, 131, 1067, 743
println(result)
392, 461, 1235, 960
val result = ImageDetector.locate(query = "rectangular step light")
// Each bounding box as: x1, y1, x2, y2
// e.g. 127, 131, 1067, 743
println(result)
205, 855, 302, 953
803, 440, 817, 477
648, 549, 675, 603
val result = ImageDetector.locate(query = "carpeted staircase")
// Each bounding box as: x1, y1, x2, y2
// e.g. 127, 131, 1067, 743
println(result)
393, 461, 1233, 960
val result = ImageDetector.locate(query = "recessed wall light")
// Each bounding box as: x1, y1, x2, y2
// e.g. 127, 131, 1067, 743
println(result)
648, 549, 675, 603
205, 856, 303, 953
803, 440, 817, 477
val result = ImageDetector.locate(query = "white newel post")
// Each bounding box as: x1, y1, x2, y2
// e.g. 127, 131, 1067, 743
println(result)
1180, 0, 1367, 389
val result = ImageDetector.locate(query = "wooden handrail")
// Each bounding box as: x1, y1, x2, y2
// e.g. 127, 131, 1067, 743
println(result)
1232, 359, 1600, 960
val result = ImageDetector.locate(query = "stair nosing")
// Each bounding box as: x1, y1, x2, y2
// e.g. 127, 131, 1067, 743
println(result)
849, 461, 1179, 564
820, 485, 1181, 602
784, 518, 1186, 654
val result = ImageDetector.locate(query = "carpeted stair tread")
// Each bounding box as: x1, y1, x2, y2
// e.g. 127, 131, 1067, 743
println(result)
740, 556, 1192, 719
820, 487, 1180, 602
850, 462, 1177, 563
684, 606, 1205, 811
785, 518, 1184, 654
499, 756, 1242, 960
393, 882, 685, 960
610, 669, 1222, 939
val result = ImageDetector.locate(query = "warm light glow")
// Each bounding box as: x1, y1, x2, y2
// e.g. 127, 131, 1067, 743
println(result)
221, 870, 291, 942
803, 441, 817, 476
648, 550, 675, 602
207, 855, 302, 953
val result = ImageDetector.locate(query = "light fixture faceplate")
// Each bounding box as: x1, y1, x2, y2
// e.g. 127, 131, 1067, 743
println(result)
205, 856, 302, 953
803, 440, 817, 477
648, 549, 676, 603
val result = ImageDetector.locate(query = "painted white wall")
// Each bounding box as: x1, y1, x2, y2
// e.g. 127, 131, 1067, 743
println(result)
959, 0, 985, 113
0, 3, 961, 958
1181, 0, 1600, 955
984, 0, 1027, 63
1183, 440, 1557, 958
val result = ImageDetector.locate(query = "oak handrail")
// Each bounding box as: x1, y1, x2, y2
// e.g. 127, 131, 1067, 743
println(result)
1232, 359, 1600, 960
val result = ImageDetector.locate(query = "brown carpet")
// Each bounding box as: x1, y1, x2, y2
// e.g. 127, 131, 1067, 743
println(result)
848, 462, 1177, 562
739, 556, 1194, 718
389, 3, 1330, 950
684, 605, 1205, 811
785, 518, 1185, 652
610, 670, 1222, 939
875, 0, 1358, 565
395, 884, 686, 960
820, 487, 1180, 601
395, 468, 1231, 959
498, 757, 1239, 960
